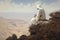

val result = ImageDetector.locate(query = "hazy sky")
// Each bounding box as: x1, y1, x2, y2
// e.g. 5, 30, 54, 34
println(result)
0, 0, 60, 21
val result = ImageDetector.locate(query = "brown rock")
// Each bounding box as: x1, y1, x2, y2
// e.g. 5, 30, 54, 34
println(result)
18, 35, 28, 40
50, 11, 60, 18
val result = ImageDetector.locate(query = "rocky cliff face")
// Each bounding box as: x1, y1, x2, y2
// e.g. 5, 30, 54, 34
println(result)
6, 11, 60, 40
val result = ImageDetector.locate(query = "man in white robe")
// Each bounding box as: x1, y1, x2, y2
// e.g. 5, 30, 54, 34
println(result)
30, 4, 46, 25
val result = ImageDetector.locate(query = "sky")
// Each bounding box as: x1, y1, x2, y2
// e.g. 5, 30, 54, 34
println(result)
0, 0, 60, 22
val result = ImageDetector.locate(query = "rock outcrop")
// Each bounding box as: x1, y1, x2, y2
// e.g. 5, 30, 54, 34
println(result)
28, 11, 60, 40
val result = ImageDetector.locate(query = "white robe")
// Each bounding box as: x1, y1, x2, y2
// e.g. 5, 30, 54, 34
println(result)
31, 17, 38, 25
36, 4, 46, 21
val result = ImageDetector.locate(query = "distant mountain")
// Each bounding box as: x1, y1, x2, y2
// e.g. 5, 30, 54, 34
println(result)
0, 17, 29, 40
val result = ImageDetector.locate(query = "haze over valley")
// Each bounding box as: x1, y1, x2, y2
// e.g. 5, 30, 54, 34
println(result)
0, 17, 30, 40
